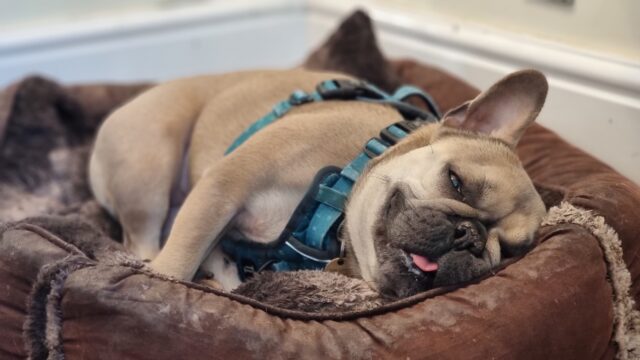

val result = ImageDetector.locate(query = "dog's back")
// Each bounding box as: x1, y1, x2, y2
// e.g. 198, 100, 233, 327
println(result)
89, 68, 402, 264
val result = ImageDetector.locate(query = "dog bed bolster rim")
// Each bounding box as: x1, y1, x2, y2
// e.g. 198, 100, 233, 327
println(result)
5, 221, 540, 322
9, 207, 625, 359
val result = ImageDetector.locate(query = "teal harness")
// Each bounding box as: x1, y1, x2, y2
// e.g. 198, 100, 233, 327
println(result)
219, 79, 441, 280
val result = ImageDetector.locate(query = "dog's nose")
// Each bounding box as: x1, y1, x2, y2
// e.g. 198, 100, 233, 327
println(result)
452, 220, 487, 257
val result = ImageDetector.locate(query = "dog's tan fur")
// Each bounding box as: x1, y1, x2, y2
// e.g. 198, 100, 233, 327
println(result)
90, 68, 548, 291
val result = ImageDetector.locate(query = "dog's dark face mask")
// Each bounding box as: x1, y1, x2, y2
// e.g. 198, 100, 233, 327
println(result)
372, 189, 493, 298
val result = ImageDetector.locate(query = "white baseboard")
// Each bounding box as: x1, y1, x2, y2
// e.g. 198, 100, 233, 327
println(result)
1, 0, 638, 183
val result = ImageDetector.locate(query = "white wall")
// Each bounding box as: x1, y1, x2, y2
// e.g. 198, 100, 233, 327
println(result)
0, 0, 308, 85
391, 0, 640, 63
0, 0, 163, 29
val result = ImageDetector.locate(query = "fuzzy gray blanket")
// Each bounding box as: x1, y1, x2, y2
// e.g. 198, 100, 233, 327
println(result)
233, 270, 386, 311
0, 76, 147, 231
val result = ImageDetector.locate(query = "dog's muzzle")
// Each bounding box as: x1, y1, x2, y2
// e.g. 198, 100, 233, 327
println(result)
384, 189, 488, 261
373, 189, 493, 297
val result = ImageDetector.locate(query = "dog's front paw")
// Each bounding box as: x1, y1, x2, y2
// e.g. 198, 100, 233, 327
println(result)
149, 256, 192, 280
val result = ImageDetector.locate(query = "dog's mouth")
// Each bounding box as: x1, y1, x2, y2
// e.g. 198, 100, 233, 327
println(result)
372, 247, 439, 298
383, 188, 443, 278
401, 251, 439, 275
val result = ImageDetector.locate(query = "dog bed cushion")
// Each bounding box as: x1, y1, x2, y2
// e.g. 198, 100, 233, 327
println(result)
1, 10, 640, 360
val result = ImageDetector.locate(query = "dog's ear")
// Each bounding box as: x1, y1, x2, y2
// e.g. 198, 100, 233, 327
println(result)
442, 70, 548, 146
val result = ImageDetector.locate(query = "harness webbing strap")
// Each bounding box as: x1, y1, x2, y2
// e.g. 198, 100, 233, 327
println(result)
224, 79, 438, 155
391, 85, 441, 116
224, 90, 323, 155
364, 138, 389, 157
219, 78, 441, 280
315, 185, 347, 212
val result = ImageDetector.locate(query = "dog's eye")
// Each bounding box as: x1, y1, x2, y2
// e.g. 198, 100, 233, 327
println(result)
449, 170, 463, 193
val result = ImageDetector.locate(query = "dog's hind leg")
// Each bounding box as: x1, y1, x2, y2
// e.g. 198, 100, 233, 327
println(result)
89, 84, 201, 261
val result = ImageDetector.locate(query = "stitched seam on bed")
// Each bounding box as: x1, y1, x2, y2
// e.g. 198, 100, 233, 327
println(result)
107, 256, 520, 321
4, 223, 86, 257
6, 211, 607, 323
103, 209, 605, 321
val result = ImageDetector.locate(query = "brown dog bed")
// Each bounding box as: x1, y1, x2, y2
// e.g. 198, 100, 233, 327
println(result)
2, 11, 640, 360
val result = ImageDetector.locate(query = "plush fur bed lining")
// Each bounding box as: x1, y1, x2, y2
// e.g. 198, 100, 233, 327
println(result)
543, 202, 640, 360
19, 202, 639, 359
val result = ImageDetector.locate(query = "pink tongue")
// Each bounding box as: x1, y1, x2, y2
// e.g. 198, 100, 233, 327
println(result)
411, 254, 439, 272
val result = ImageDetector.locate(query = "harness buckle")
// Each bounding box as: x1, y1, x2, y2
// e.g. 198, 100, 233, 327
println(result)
242, 264, 256, 279
316, 79, 370, 100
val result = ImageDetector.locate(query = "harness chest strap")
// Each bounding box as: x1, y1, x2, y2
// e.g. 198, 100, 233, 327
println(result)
217, 79, 441, 280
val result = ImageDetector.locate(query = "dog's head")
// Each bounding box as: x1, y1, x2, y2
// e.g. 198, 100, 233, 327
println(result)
344, 70, 548, 298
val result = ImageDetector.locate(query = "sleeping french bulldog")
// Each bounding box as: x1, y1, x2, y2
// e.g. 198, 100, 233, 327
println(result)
89, 68, 547, 298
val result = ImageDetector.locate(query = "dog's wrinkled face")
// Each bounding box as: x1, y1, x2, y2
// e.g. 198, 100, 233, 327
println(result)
344, 70, 549, 297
